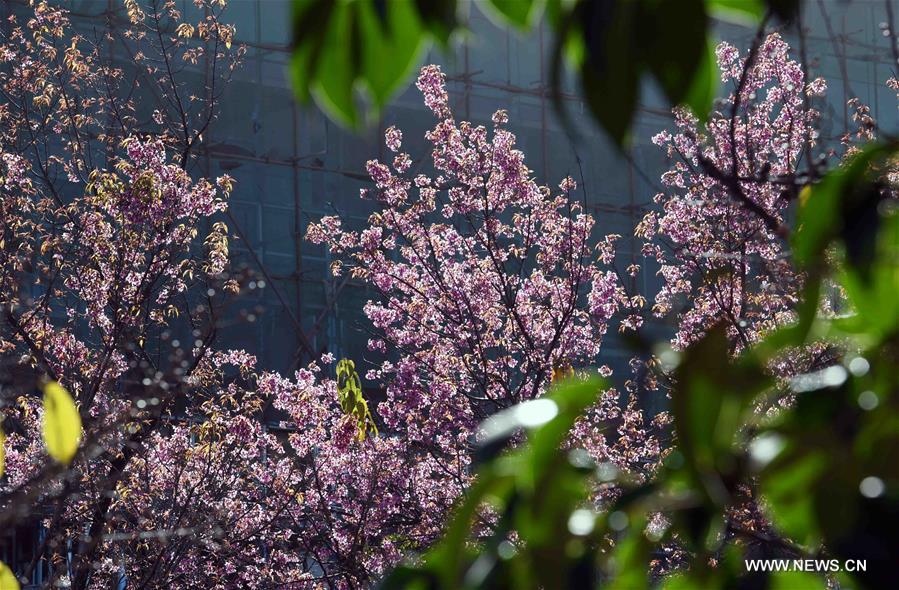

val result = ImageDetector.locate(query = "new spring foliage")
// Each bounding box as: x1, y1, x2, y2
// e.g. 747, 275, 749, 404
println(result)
336, 359, 378, 441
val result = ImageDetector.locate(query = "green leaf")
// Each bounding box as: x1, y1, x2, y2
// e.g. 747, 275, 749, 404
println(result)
792, 142, 897, 267
752, 277, 822, 359
606, 520, 651, 590
577, 0, 642, 147
378, 566, 434, 590
517, 377, 605, 471
336, 359, 378, 440
706, 0, 765, 25
413, 475, 506, 589
761, 449, 828, 547
839, 201, 899, 338
482, 0, 542, 30
290, 0, 336, 103
791, 141, 899, 339
561, 0, 716, 147
477, 377, 602, 466
358, 0, 427, 109
413, 0, 458, 45
662, 574, 695, 589
673, 325, 769, 498
710, 0, 802, 26
42, 381, 82, 465
0, 561, 19, 590
291, 0, 445, 128
641, 0, 710, 114
680, 38, 718, 122
308, 2, 359, 127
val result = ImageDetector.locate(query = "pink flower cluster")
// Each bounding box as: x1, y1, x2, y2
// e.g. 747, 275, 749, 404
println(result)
641, 34, 824, 351
308, 64, 664, 555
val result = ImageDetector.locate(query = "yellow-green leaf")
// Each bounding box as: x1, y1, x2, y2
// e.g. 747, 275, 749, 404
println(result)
42, 381, 82, 464
0, 561, 19, 590
335, 358, 378, 440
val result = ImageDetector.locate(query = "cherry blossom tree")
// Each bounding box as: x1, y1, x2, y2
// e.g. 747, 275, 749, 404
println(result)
0, 2, 311, 588
632, 32, 879, 571
307, 64, 666, 531
638, 33, 828, 353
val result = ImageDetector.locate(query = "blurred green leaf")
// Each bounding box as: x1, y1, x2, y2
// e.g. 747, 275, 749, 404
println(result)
605, 517, 651, 590
482, 0, 542, 30
792, 142, 897, 267
761, 375, 864, 551
681, 38, 719, 124
663, 544, 769, 589
752, 277, 822, 360
290, 0, 332, 103
413, 0, 458, 44
291, 0, 764, 146
792, 141, 899, 340
576, 0, 641, 146
839, 183, 883, 282
642, 0, 711, 117
673, 325, 769, 496
565, 0, 722, 147
310, 2, 358, 126
706, 0, 766, 25
358, 0, 427, 108
840, 207, 899, 339
761, 450, 828, 546
523, 377, 604, 469
291, 0, 427, 128
708, 0, 798, 24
